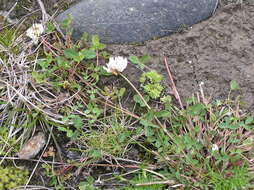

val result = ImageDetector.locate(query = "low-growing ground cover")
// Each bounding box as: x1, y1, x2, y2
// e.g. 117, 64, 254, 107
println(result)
0, 0, 254, 190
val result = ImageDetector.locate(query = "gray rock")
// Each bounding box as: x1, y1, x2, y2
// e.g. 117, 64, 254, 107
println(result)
56, 0, 218, 44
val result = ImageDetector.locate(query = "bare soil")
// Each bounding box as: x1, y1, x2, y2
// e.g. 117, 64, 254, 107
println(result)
107, 3, 254, 113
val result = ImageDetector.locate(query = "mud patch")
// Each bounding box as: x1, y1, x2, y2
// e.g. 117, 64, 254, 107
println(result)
107, 4, 254, 112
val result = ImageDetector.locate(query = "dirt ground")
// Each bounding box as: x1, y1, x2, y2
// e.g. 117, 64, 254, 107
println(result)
107, 2, 254, 113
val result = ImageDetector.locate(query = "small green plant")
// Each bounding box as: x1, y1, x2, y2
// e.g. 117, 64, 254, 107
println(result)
0, 166, 28, 190
140, 71, 163, 99
60, 14, 73, 35
42, 164, 65, 190
0, 126, 18, 156
32, 34, 105, 90
79, 116, 132, 156
0, 25, 20, 59
0, 27, 16, 48
129, 80, 253, 189
79, 176, 99, 190
129, 55, 151, 70
208, 166, 250, 190
59, 114, 84, 139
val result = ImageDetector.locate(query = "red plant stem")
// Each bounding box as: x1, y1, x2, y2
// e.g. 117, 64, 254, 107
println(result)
164, 57, 183, 109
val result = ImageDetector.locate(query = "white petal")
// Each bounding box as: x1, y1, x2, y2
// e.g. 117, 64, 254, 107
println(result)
103, 65, 111, 73
104, 56, 128, 74
212, 144, 219, 151
26, 23, 44, 44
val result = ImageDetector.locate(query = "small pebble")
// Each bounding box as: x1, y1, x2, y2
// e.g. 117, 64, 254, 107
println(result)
18, 132, 46, 159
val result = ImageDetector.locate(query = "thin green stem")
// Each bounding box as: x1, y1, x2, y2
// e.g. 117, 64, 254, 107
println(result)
120, 73, 151, 110
120, 73, 173, 140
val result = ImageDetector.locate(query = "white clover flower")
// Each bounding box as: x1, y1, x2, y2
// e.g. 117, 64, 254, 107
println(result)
26, 23, 44, 44
103, 56, 128, 75
212, 144, 219, 151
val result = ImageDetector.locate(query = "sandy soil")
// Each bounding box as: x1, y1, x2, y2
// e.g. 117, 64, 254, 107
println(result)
107, 3, 254, 113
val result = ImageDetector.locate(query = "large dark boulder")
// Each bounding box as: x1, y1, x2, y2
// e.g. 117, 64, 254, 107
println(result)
56, 0, 218, 43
